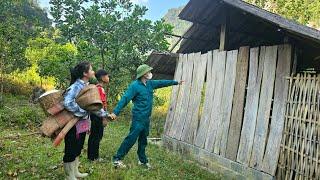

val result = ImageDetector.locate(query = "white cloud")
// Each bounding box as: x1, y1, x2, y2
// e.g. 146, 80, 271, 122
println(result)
130, 0, 148, 5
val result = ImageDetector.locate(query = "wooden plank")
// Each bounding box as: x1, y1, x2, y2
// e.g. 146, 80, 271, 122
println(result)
237, 47, 264, 165
226, 46, 249, 161
215, 50, 238, 156
164, 54, 184, 135
180, 53, 199, 141
170, 54, 189, 138
261, 44, 292, 175
250, 45, 278, 169
204, 51, 226, 152
185, 52, 208, 144
194, 50, 218, 148
181, 52, 204, 143
168, 54, 188, 137
173, 53, 195, 140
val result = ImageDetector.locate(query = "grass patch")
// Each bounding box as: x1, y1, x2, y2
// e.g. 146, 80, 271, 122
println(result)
0, 94, 45, 129
0, 94, 220, 179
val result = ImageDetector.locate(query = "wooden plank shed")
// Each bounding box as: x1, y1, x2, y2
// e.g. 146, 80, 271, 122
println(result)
147, 0, 320, 179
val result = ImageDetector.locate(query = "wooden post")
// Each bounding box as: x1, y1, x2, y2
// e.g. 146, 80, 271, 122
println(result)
219, 13, 228, 51
292, 46, 298, 75
170, 37, 183, 53
219, 23, 226, 51
283, 36, 289, 43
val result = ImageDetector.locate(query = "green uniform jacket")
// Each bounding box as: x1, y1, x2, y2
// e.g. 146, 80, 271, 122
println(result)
113, 79, 178, 121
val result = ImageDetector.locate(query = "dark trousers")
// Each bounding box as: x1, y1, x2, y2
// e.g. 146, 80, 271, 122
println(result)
113, 120, 149, 164
63, 126, 86, 163
88, 114, 104, 160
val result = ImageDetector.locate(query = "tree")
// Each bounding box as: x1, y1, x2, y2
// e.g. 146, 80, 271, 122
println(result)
0, 0, 50, 73
0, 0, 50, 107
26, 36, 78, 88
245, 0, 320, 28
49, 0, 173, 101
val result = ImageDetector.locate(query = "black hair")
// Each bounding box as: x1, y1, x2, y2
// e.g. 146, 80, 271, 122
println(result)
70, 61, 91, 85
95, 69, 109, 82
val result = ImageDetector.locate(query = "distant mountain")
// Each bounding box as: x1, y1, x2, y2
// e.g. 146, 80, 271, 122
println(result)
162, 6, 192, 52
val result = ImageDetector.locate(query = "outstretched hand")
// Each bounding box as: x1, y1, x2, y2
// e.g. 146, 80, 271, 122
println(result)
179, 80, 185, 85
108, 113, 117, 120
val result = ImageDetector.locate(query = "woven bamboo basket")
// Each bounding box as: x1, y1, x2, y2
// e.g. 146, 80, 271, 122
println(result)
39, 85, 103, 139
38, 90, 64, 116
76, 84, 103, 111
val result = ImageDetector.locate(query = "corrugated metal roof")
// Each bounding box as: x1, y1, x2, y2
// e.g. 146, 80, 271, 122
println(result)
177, 0, 320, 53
145, 52, 178, 79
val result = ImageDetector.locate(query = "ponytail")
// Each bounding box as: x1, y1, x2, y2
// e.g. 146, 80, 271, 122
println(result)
69, 67, 78, 85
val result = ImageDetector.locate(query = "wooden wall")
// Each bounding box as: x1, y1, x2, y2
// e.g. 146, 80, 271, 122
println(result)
163, 44, 293, 177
